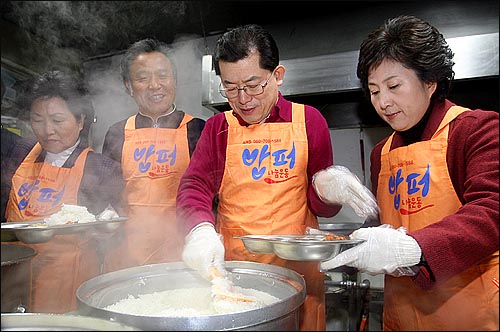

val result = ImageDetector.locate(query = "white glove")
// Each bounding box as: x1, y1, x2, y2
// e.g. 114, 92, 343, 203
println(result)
320, 225, 422, 277
96, 204, 119, 220
182, 223, 225, 279
313, 165, 379, 219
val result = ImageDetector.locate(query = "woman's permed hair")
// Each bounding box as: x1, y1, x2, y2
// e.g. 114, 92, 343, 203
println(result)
26, 70, 94, 142
357, 15, 455, 101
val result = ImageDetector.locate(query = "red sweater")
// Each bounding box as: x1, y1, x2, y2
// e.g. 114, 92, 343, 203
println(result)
370, 99, 499, 289
177, 93, 341, 235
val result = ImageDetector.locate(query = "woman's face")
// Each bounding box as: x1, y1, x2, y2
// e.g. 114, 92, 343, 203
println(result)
367, 59, 437, 131
30, 96, 83, 153
218, 51, 284, 124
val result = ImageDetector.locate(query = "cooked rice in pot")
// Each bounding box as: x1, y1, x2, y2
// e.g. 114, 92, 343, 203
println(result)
104, 286, 280, 316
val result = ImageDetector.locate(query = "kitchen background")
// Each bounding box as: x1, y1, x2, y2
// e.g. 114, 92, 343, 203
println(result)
1, 1, 498, 330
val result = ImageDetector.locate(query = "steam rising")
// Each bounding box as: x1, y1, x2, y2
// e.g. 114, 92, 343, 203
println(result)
8, 1, 213, 150
9, 1, 192, 58
10, 1, 107, 50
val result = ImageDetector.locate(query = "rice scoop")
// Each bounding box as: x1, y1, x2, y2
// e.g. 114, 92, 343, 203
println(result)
209, 266, 271, 313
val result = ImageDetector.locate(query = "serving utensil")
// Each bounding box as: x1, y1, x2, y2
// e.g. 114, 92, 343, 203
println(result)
209, 267, 256, 303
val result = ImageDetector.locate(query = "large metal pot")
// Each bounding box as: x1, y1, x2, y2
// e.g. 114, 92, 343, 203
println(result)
0, 313, 142, 331
76, 261, 306, 331
1, 244, 37, 313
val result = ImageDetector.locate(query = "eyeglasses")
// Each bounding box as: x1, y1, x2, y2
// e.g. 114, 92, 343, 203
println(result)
219, 70, 274, 99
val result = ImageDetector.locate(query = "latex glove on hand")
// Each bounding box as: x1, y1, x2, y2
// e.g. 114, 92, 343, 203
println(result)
320, 225, 422, 277
182, 223, 225, 279
312, 165, 379, 219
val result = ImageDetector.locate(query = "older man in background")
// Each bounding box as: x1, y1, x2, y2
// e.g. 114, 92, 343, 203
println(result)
102, 38, 205, 272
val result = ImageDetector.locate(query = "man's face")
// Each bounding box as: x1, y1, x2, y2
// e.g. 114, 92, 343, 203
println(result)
126, 52, 176, 118
218, 51, 283, 124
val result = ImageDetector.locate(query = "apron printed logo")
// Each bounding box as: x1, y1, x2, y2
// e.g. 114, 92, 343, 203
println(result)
242, 142, 296, 182
18, 180, 65, 215
134, 143, 177, 177
264, 168, 298, 183
388, 163, 433, 215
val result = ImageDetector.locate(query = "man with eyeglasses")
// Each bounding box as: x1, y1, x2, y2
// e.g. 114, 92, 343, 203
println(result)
177, 24, 375, 331
101, 38, 206, 273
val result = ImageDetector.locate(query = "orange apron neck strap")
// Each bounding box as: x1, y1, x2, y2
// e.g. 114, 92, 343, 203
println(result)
291, 103, 305, 123
76, 147, 93, 166
224, 111, 239, 126
381, 106, 469, 154
381, 132, 396, 154
124, 115, 137, 130
224, 103, 305, 126
24, 143, 91, 163
432, 106, 469, 139
125, 113, 192, 129
24, 143, 44, 162
178, 113, 193, 127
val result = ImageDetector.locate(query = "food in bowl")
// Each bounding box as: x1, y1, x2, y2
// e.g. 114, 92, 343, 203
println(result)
42, 204, 96, 226
323, 233, 348, 241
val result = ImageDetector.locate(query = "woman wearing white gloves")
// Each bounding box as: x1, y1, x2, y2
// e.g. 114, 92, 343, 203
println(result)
321, 15, 499, 331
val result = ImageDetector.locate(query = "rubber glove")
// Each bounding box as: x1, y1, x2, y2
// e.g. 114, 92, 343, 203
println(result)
182, 223, 225, 279
320, 225, 422, 277
312, 165, 379, 219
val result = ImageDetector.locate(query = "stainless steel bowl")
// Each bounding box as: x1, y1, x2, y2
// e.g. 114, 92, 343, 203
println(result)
232, 235, 276, 253
236, 235, 365, 261
14, 227, 56, 244
0, 313, 142, 331
319, 223, 363, 236
76, 261, 306, 331
271, 238, 365, 261
2, 218, 128, 244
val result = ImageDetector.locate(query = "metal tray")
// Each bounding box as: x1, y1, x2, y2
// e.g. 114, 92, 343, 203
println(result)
234, 235, 365, 261
0, 313, 142, 331
1, 217, 128, 244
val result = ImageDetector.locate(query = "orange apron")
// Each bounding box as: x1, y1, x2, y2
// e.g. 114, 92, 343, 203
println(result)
377, 106, 499, 331
103, 114, 192, 272
6, 144, 99, 313
218, 104, 325, 331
